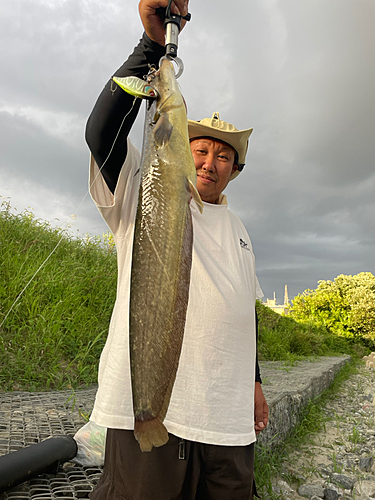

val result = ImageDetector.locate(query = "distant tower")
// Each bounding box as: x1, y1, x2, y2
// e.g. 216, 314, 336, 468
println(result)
284, 285, 289, 306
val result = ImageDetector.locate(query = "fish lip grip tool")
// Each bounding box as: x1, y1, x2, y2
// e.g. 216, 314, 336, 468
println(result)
156, 1, 191, 79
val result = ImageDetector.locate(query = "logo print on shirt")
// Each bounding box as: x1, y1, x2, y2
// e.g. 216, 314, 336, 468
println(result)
240, 238, 251, 251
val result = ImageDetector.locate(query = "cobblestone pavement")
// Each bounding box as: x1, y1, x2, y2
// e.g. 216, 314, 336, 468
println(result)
273, 363, 375, 500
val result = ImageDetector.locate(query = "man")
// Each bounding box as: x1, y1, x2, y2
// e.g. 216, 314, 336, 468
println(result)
86, 1, 268, 498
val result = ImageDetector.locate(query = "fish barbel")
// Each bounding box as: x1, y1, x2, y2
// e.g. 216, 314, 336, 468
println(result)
113, 59, 203, 452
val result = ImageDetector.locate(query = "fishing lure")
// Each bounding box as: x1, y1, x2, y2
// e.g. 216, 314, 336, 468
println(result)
112, 76, 158, 99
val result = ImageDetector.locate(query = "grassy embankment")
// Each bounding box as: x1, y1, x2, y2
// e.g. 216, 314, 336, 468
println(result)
0, 201, 366, 392
0, 201, 116, 391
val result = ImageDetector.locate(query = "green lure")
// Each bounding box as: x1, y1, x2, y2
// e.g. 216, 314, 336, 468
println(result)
112, 76, 158, 99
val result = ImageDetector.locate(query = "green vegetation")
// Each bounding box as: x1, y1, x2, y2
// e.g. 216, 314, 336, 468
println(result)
256, 300, 363, 363
291, 273, 375, 347
0, 201, 368, 392
347, 426, 365, 445
0, 200, 117, 391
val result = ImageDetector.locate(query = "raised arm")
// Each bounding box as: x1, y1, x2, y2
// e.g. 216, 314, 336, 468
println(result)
85, 34, 165, 194
85, 0, 189, 194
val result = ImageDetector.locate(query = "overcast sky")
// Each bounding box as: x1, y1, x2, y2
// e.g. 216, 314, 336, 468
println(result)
1, 0, 374, 302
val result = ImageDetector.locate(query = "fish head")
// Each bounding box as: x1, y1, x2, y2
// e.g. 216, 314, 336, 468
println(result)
149, 58, 183, 111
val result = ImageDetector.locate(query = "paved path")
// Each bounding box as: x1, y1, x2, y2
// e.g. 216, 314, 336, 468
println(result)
258, 356, 350, 449
0, 356, 351, 499
272, 363, 375, 500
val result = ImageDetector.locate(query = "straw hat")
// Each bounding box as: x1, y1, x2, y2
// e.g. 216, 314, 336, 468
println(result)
188, 112, 253, 180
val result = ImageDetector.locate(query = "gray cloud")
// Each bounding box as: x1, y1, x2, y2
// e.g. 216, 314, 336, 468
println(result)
1, 0, 374, 303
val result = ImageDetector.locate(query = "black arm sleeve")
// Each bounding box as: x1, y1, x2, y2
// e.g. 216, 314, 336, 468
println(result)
255, 309, 262, 383
85, 33, 166, 194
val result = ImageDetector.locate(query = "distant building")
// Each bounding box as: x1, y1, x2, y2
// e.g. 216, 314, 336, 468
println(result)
264, 285, 290, 315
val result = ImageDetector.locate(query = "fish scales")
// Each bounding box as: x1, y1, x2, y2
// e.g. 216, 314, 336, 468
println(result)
124, 59, 203, 452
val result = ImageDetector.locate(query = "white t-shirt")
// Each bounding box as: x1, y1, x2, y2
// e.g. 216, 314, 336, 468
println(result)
89, 139, 263, 446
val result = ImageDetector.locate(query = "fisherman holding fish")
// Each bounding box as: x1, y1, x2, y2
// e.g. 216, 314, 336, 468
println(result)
86, 0, 269, 498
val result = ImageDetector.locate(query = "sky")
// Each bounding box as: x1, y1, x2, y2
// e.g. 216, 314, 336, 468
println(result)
1, 0, 374, 303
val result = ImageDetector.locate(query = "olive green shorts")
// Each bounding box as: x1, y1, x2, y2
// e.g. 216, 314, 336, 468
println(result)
90, 429, 256, 500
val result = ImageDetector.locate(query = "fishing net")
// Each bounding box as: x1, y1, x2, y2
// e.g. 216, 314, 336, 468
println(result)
0, 387, 102, 499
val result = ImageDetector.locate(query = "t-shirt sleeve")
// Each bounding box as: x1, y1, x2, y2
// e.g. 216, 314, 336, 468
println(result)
89, 138, 141, 235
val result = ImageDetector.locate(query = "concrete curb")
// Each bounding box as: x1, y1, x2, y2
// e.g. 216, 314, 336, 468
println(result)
257, 356, 351, 449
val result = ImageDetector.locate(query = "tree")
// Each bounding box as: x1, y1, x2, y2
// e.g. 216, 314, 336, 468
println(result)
291, 272, 375, 345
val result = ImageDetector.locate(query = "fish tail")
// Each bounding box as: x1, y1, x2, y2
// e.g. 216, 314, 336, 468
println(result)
134, 417, 169, 452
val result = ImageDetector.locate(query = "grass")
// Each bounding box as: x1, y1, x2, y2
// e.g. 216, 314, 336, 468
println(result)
0, 200, 117, 391
0, 200, 368, 393
256, 300, 365, 363
348, 426, 365, 445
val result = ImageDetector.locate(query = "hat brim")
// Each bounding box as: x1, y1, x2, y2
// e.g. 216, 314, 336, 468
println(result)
187, 120, 253, 167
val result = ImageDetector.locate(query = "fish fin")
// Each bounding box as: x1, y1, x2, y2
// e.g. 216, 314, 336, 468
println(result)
188, 180, 204, 214
134, 418, 169, 452
112, 76, 157, 99
153, 110, 160, 122
153, 114, 173, 146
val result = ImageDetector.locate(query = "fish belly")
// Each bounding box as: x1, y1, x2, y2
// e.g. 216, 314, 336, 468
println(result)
130, 119, 194, 452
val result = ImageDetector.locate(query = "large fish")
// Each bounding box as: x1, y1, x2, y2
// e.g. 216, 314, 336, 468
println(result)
113, 59, 203, 452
